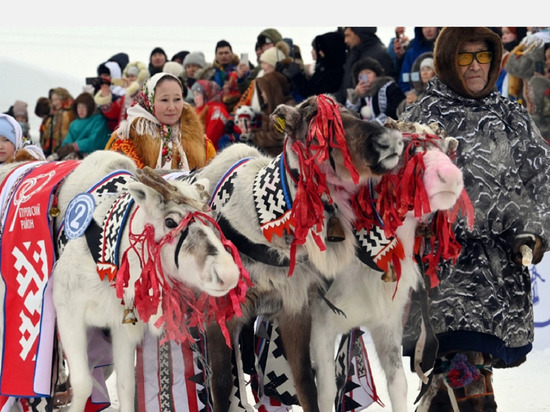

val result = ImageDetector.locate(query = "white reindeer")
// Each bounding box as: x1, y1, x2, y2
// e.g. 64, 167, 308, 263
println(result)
310, 121, 471, 412
187, 94, 405, 412
31, 151, 247, 412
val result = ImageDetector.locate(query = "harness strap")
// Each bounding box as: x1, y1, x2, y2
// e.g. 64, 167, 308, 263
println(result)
217, 216, 291, 267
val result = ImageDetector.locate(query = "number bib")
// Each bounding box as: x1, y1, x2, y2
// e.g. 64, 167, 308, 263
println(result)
64, 193, 95, 240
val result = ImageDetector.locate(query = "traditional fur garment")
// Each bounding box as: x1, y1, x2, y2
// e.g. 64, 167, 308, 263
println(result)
106, 73, 215, 170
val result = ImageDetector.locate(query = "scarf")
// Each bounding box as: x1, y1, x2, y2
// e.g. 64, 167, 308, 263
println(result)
114, 73, 190, 171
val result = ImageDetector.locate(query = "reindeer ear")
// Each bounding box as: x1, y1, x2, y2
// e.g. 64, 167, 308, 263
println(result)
193, 178, 212, 204
128, 181, 165, 211
384, 117, 399, 130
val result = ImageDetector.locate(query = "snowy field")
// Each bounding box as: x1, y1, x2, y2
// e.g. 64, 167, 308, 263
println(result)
101, 343, 550, 412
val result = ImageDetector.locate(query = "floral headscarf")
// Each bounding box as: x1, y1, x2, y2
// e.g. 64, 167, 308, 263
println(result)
191, 80, 223, 104
116, 72, 190, 170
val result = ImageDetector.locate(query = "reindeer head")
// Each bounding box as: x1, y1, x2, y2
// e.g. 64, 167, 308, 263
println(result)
271, 94, 404, 189
126, 166, 243, 298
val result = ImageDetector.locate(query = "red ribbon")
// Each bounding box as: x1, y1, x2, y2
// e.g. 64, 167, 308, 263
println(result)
116, 208, 251, 348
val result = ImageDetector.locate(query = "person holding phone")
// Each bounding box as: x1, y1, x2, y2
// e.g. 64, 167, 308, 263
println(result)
344, 56, 405, 125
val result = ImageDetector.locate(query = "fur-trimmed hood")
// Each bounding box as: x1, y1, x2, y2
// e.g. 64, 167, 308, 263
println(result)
434, 27, 502, 99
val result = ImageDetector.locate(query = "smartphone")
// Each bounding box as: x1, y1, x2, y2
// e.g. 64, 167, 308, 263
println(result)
240, 53, 249, 66
359, 74, 369, 83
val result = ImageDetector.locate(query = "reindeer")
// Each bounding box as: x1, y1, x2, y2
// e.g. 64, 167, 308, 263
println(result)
186, 94, 405, 412
309, 120, 473, 412
0, 151, 249, 412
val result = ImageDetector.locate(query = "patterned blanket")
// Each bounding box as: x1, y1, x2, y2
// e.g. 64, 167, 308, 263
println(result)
0, 161, 79, 397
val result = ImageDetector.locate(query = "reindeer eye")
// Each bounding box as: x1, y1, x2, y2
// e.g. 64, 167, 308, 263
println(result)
165, 217, 178, 228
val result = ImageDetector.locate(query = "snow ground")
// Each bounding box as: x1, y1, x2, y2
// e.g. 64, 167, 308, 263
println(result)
102, 344, 550, 412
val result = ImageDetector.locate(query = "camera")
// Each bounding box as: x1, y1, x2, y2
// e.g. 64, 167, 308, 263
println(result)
85, 77, 111, 89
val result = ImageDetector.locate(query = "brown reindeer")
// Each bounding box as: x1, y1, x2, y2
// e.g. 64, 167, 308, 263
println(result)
188, 94, 405, 411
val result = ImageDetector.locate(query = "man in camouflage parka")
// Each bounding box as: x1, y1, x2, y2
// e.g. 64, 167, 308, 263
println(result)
400, 27, 550, 411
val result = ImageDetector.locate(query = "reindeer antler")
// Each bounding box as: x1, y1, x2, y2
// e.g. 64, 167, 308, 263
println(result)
136, 166, 207, 211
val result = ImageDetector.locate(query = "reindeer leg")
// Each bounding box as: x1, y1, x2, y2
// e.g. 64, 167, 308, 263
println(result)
370, 323, 408, 412
56, 310, 92, 412
207, 320, 238, 412
310, 311, 340, 412
277, 311, 320, 412
111, 326, 138, 412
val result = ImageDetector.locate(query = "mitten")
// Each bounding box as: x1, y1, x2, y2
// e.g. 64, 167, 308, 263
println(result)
56, 144, 76, 160
512, 233, 545, 265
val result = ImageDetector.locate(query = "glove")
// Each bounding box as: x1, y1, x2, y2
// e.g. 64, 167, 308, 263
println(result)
512, 233, 545, 266
56, 144, 76, 160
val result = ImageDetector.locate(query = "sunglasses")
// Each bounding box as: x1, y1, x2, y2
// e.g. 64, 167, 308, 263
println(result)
457, 51, 493, 66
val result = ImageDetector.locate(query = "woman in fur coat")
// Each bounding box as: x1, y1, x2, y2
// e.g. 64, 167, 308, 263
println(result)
401, 27, 550, 410
105, 71, 216, 412
40, 87, 74, 156
106, 72, 215, 170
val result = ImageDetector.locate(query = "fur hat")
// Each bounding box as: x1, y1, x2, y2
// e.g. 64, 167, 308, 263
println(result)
260, 47, 286, 68
123, 61, 150, 85
72, 92, 96, 118
352, 56, 384, 82
257, 28, 283, 47
163, 61, 184, 78
183, 51, 206, 69
434, 27, 502, 99
126, 65, 140, 77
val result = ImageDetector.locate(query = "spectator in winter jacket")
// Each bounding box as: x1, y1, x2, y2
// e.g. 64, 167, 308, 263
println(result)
54, 92, 111, 160
397, 27, 440, 93
240, 71, 296, 157
396, 52, 435, 117
148, 47, 168, 76
290, 29, 347, 99
191, 79, 230, 151
40, 87, 74, 156
0, 113, 44, 164
94, 60, 150, 132
335, 27, 398, 104
401, 27, 550, 411
345, 56, 405, 124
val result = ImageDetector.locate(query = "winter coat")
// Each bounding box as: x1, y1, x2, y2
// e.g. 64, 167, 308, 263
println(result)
346, 75, 405, 124
196, 102, 230, 151
397, 27, 439, 93
396, 51, 433, 117
335, 28, 397, 104
244, 71, 296, 157
106, 104, 215, 170
401, 27, 550, 367
40, 107, 74, 156
61, 112, 111, 155
294, 30, 346, 98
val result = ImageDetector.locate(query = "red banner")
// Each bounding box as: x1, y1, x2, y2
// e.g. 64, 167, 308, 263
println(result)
0, 160, 79, 396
